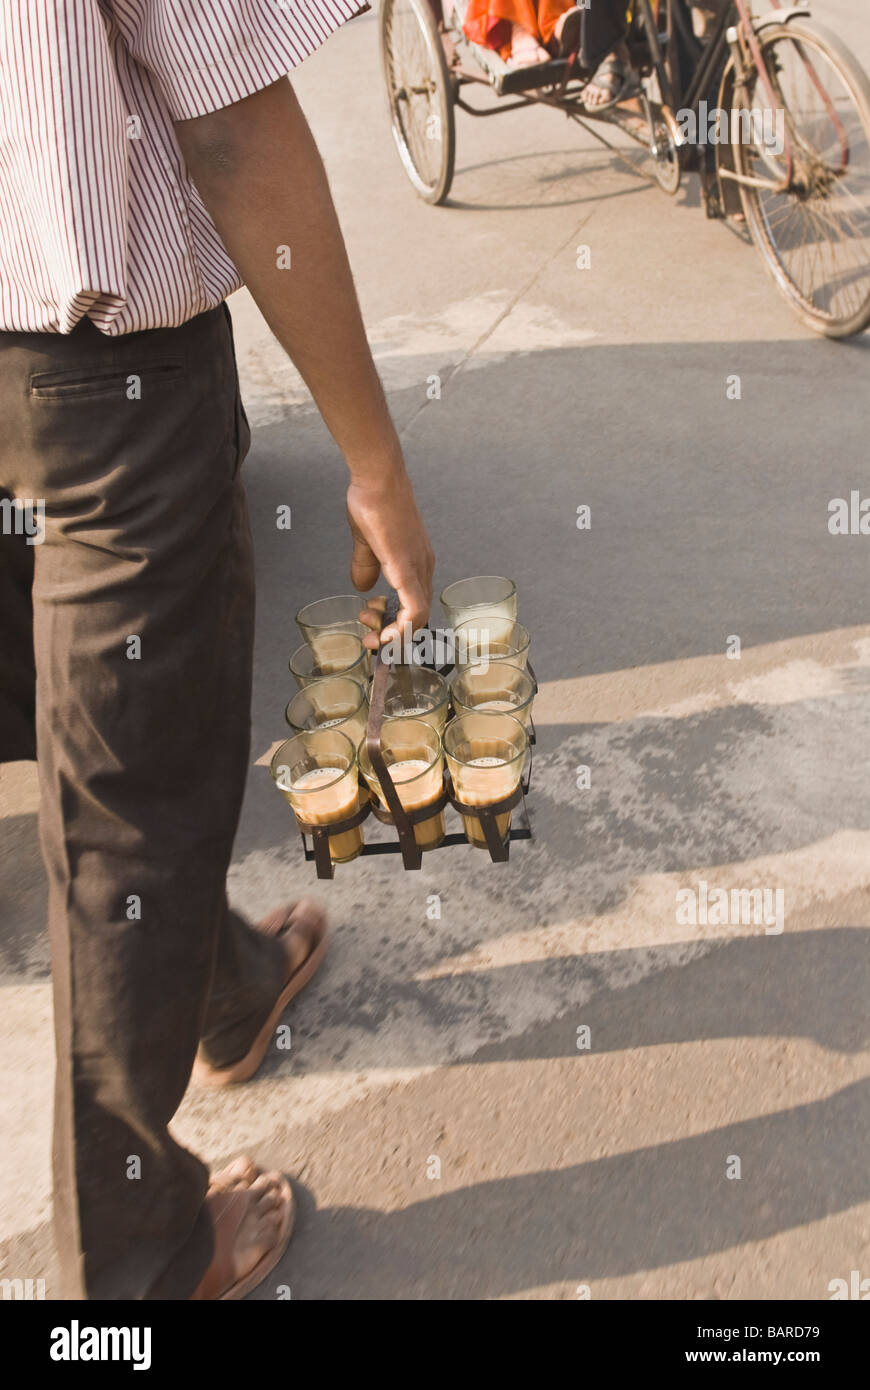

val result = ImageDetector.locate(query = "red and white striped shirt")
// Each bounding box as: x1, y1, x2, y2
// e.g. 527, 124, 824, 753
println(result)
0, 0, 364, 335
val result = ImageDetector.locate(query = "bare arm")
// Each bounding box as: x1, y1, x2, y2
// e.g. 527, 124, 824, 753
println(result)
175, 77, 433, 643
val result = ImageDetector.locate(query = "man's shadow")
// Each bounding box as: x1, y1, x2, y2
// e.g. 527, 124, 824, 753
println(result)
2, 927, 866, 1296
260, 1078, 868, 1300
253, 927, 870, 1081
243, 926, 869, 1298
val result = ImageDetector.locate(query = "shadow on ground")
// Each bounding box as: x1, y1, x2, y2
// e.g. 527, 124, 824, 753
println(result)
4, 926, 866, 1299
267, 1081, 868, 1299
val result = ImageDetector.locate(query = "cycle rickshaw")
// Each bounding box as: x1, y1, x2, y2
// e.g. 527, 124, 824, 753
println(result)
379, 0, 870, 337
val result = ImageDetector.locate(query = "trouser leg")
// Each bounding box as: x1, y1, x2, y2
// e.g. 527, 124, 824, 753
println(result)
199, 903, 289, 1072
0, 305, 266, 1298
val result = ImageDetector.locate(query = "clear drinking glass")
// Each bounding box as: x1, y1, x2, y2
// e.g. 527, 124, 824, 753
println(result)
451, 663, 536, 726
358, 717, 446, 851
382, 666, 450, 732
444, 711, 528, 849
288, 632, 368, 690
295, 595, 368, 646
285, 676, 369, 747
453, 618, 530, 672
440, 576, 517, 645
270, 728, 364, 863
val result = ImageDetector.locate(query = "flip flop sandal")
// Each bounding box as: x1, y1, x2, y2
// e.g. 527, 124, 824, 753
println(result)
222, 1174, 294, 1300
201, 1171, 296, 1301
555, 7, 584, 59
192, 902, 329, 1088
582, 57, 634, 112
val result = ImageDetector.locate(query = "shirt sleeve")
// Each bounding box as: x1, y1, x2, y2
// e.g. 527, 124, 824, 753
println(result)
109, 0, 369, 120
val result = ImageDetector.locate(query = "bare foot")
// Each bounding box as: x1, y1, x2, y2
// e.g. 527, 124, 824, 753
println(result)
191, 1158, 294, 1300
209, 1154, 258, 1191
584, 42, 631, 108
509, 23, 550, 68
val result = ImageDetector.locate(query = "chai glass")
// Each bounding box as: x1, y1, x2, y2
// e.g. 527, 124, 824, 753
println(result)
444, 711, 528, 849
270, 728, 364, 863
295, 594, 368, 646
453, 618, 531, 673
382, 666, 450, 732
440, 576, 517, 647
285, 676, 369, 747
288, 632, 368, 690
451, 663, 536, 727
358, 717, 446, 851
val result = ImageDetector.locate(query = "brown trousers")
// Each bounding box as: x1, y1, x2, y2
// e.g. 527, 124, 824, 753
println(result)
0, 304, 287, 1299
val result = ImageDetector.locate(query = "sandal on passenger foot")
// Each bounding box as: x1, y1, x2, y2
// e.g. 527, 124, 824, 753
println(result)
583, 56, 635, 111
554, 6, 584, 59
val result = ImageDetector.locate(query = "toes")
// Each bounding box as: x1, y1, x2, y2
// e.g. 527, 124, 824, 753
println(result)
249, 1170, 286, 1198
255, 1196, 284, 1230
251, 1206, 283, 1247
211, 1155, 259, 1189
250, 1174, 291, 1234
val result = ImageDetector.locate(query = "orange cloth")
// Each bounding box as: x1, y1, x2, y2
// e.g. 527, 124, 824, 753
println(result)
463, 0, 573, 58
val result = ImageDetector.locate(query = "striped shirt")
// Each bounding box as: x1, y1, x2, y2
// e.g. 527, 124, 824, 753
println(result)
0, 0, 364, 335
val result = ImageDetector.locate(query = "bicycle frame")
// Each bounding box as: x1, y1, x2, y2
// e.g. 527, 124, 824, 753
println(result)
631, 1, 795, 185
619, 1, 849, 198
666, 1, 849, 196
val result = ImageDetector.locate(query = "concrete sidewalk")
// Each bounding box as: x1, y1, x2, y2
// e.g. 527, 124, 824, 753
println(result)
1, 0, 868, 1299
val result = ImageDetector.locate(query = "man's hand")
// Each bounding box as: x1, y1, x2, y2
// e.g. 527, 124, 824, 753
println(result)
347, 460, 434, 647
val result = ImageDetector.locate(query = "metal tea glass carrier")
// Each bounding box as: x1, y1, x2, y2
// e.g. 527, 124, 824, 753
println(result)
289, 597, 535, 879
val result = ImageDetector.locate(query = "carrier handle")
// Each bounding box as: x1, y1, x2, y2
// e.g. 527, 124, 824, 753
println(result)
365, 596, 423, 870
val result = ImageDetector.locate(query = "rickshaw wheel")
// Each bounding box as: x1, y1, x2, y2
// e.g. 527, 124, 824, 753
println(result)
647, 100, 682, 195
732, 18, 870, 338
380, 0, 456, 205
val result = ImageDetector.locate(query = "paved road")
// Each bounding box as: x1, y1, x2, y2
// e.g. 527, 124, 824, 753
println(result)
1, 0, 869, 1299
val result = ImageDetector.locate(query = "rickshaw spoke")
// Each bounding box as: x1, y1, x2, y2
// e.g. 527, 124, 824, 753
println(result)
380, 0, 456, 203
735, 15, 870, 333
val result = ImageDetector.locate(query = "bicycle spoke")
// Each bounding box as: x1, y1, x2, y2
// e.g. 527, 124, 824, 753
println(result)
740, 27, 870, 324
385, 0, 444, 190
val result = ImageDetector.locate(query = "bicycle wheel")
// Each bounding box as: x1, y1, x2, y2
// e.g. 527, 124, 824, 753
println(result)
380, 0, 456, 205
732, 18, 870, 338
641, 90, 682, 194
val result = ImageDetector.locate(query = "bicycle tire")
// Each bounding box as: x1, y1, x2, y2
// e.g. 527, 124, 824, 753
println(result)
733, 18, 870, 338
380, 0, 456, 205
